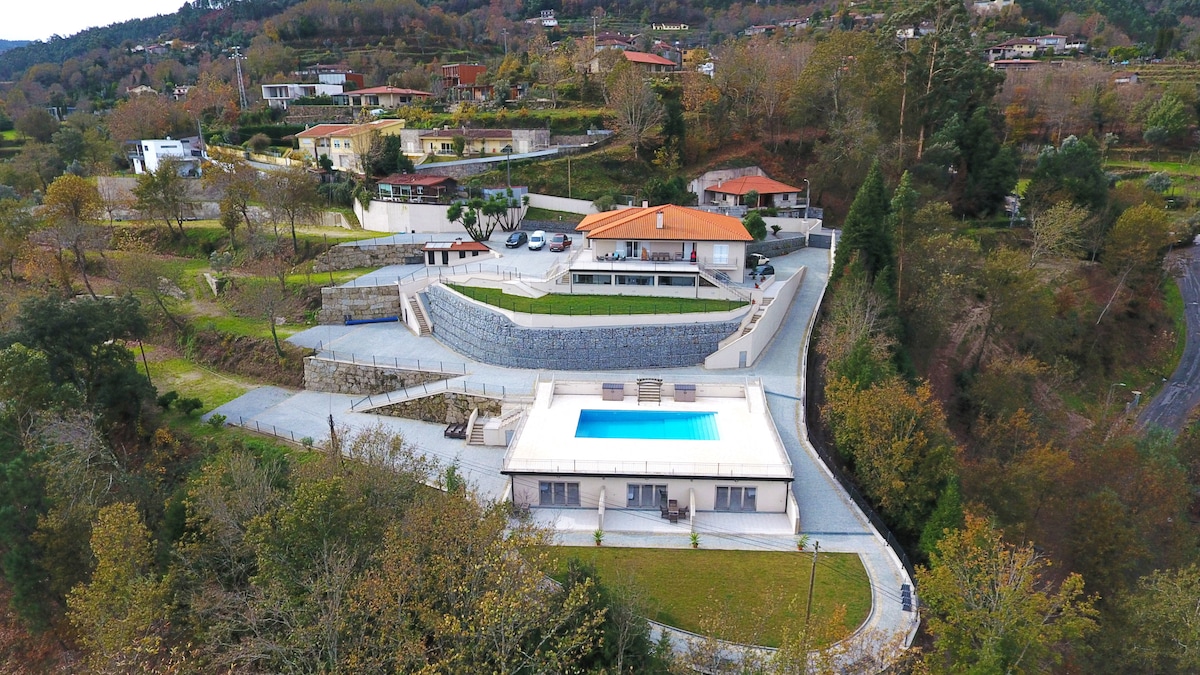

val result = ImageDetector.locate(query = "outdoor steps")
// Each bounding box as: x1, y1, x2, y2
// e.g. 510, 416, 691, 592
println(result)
468, 421, 485, 445
409, 297, 431, 336
739, 297, 775, 335
636, 378, 662, 405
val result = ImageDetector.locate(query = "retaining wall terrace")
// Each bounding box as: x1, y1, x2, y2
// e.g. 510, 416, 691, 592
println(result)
318, 286, 401, 324
314, 243, 426, 272
303, 357, 448, 395
424, 285, 741, 370
376, 392, 502, 424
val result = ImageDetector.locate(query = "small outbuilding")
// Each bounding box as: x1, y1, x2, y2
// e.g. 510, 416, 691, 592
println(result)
423, 238, 491, 267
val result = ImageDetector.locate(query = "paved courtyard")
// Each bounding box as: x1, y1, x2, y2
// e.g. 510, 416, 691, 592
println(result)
206, 234, 918, 657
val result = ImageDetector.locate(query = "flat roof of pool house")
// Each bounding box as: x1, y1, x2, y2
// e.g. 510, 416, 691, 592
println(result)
502, 379, 793, 480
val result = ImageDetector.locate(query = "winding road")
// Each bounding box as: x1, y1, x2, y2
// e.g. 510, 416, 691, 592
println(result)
1139, 246, 1200, 431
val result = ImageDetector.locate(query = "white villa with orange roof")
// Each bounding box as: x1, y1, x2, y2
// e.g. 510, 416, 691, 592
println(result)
295, 119, 406, 171
704, 175, 806, 211
572, 204, 753, 286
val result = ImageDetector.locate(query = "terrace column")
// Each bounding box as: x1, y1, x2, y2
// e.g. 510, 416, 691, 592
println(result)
689, 487, 697, 534
598, 486, 606, 531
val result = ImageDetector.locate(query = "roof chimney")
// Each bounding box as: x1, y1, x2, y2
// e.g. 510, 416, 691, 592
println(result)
656, 211, 664, 229
641, 200, 649, 208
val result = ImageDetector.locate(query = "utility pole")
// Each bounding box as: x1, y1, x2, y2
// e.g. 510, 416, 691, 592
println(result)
801, 540, 820, 660
230, 46, 248, 110
501, 28, 508, 57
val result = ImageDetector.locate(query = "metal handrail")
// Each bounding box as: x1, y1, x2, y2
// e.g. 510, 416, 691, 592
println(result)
351, 378, 508, 411
311, 349, 468, 375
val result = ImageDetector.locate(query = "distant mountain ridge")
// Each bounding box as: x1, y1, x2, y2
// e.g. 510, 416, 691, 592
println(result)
0, 39, 31, 55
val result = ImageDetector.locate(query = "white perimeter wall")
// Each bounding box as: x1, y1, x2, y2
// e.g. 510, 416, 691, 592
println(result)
706, 267, 807, 369
763, 216, 823, 234
510, 475, 789, 513
356, 200, 462, 233
526, 193, 599, 215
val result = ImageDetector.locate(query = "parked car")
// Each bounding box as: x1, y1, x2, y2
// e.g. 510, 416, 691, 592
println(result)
528, 231, 547, 250
752, 264, 775, 279
549, 233, 573, 252
505, 231, 528, 248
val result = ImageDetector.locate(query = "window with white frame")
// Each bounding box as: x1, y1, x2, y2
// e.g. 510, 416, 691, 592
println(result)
539, 481, 580, 506
715, 486, 757, 511
712, 244, 729, 265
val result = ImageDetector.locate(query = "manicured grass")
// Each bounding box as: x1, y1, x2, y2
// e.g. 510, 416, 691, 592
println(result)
550, 547, 870, 647
1106, 160, 1200, 177
447, 284, 746, 315
525, 207, 584, 224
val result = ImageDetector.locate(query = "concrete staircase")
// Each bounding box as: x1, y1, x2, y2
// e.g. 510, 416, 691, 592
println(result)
409, 297, 431, 336
468, 419, 485, 445
741, 297, 773, 336
637, 378, 663, 404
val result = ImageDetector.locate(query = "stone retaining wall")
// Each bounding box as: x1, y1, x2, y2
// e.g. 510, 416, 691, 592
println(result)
318, 286, 401, 324
376, 392, 502, 424
315, 243, 426, 272
746, 235, 808, 262
424, 286, 742, 370
303, 357, 448, 395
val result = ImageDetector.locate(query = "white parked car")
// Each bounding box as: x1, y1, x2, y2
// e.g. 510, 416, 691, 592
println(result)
528, 230, 547, 250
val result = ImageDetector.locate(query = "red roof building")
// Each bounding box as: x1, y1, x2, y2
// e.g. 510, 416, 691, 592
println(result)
704, 175, 805, 210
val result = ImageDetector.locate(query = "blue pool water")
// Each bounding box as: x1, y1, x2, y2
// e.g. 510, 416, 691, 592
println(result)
575, 409, 719, 440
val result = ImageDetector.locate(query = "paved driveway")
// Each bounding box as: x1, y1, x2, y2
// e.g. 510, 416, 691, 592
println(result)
1140, 246, 1200, 431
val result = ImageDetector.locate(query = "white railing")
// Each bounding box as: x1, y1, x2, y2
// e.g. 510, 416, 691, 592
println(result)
502, 458, 794, 478
310, 348, 467, 374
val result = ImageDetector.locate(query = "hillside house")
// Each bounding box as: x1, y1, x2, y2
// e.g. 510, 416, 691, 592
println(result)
332, 86, 433, 108
262, 83, 344, 109
376, 174, 458, 204
442, 64, 493, 102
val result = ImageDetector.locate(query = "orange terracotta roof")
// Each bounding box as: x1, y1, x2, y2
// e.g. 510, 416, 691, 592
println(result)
296, 124, 354, 138
582, 205, 751, 242
708, 175, 802, 195
623, 51, 678, 66
328, 119, 406, 136
423, 240, 491, 252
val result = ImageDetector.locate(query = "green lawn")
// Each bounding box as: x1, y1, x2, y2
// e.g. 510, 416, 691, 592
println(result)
525, 207, 584, 224
1105, 160, 1200, 177
448, 285, 746, 315
551, 547, 870, 648
143, 353, 256, 413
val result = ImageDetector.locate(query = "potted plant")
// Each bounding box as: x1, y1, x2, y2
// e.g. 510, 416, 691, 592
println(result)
690, 532, 700, 549
594, 529, 604, 546
796, 534, 810, 551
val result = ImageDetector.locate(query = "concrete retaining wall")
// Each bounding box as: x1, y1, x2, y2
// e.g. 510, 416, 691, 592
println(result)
315, 243, 426, 272
424, 285, 741, 370
304, 357, 448, 395
376, 392, 502, 424
526, 193, 599, 215
318, 286, 401, 324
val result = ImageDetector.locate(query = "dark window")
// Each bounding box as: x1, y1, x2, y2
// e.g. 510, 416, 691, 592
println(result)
657, 275, 697, 287
539, 481, 581, 506
626, 484, 667, 508
715, 486, 757, 512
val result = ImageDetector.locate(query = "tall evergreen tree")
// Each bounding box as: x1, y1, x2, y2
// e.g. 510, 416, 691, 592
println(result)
833, 161, 893, 283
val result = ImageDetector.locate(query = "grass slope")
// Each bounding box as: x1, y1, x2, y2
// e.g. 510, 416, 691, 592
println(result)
448, 284, 745, 315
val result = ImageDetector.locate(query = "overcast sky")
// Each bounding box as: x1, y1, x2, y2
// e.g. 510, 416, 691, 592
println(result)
3, 0, 184, 42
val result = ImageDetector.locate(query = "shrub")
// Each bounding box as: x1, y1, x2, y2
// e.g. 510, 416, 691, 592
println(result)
177, 397, 204, 416
207, 413, 227, 428
157, 390, 180, 410
247, 133, 272, 153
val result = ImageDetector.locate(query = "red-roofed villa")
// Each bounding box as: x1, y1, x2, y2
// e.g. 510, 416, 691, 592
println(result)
704, 175, 806, 212
570, 204, 753, 286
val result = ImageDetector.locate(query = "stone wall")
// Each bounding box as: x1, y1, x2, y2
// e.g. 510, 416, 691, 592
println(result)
315, 243, 427, 272
746, 235, 808, 262
376, 392, 502, 424
303, 357, 448, 395
318, 286, 401, 324
424, 286, 742, 370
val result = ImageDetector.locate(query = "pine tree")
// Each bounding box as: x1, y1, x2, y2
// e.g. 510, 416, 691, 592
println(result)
833, 160, 893, 283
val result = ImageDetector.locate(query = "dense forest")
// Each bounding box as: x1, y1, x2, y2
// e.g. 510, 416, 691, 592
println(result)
5, 0, 1200, 671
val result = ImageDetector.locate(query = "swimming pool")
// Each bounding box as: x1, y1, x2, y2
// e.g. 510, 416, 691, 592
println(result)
574, 409, 720, 440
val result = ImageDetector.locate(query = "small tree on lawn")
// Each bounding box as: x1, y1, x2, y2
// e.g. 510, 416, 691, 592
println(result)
483, 189, 530, 233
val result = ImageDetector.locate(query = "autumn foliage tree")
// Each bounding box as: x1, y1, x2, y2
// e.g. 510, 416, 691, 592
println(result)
919, 515, 1098, 674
